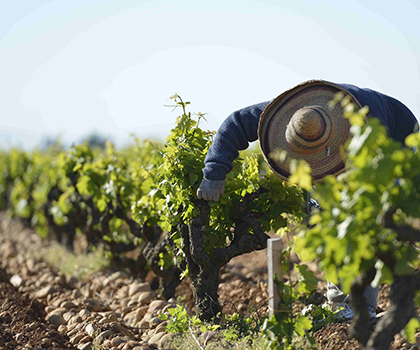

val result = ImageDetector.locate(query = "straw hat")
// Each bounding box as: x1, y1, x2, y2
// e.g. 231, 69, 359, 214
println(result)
258, 80, 362, 181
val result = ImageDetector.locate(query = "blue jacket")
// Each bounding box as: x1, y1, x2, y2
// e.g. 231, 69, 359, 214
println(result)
203, 83, 418, 181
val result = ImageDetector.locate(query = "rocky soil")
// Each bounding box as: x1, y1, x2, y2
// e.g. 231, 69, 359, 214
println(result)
0, 211, 419, 350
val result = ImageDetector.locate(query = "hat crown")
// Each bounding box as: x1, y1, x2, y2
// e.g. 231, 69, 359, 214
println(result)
287, 106, 326, 141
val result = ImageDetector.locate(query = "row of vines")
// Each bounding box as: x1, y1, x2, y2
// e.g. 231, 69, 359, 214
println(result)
2, 95, 420, 349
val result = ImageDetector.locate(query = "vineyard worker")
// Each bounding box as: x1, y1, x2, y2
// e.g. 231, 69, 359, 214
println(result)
196, 79, 418, 319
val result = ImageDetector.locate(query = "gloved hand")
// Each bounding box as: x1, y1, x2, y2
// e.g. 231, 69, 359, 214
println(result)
196, 178, 225, 202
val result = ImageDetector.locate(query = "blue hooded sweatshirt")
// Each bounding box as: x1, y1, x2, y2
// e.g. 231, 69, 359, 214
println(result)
203, 83, 418, 181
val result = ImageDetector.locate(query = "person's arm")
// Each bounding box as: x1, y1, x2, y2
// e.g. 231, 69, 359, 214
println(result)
383, 95, 418, 144
339, 83, 418, 143
197, 101, 270, 201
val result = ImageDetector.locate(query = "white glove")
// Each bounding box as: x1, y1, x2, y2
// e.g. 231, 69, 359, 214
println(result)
196, 178, 225, 202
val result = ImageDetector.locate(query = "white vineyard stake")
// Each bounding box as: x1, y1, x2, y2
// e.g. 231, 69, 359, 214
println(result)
268, 238, 283, 316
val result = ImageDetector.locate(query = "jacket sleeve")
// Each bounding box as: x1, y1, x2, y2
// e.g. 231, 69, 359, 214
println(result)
338, 83, 417, 143
203, 101, 270, 181
383, 95, 418, 144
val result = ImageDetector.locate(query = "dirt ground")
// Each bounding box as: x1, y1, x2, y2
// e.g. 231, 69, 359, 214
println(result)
0, 212, 418, 350
0, 277, 76, 350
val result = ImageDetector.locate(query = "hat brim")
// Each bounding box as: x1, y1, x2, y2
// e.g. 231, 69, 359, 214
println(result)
258, 80, 362, 181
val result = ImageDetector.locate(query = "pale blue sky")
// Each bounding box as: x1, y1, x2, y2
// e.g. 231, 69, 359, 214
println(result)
1, 0, 419, 149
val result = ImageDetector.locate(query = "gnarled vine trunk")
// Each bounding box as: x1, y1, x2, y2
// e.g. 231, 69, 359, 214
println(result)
350, 273, 420, 350
349, 209, 420, 350
179, 189, 270, 321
